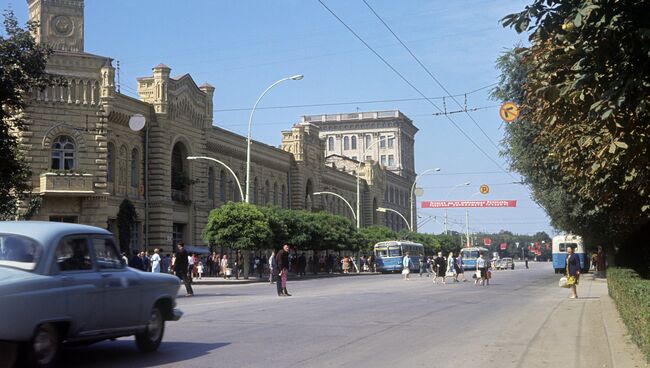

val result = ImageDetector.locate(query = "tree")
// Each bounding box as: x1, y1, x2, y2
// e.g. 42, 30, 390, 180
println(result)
116, 199, 138, 254
0, 10, 55, 219
202, 202, 271, 251
497, 1, 650, 271
357, 225, 396, 252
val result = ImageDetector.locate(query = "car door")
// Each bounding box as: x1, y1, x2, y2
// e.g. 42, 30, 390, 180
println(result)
55, 235, 104, 335
91, 236, 141, 329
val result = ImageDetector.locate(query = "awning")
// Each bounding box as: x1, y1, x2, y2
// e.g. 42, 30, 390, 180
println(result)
184, 245, 211, 255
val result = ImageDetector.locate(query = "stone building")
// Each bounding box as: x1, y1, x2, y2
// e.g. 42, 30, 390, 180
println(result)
16, 0, 416, 254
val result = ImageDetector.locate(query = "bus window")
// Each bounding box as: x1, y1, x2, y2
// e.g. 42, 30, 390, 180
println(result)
388, 247, 402, 257
375, 249, 387, 257
558, 243, 566, 252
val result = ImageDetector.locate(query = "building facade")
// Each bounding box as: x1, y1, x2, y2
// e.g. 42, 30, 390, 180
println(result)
16, 0, 417, 254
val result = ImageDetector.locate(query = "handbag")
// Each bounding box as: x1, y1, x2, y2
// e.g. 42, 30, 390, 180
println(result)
475, 270, 482, 279
445, 270, 455, 277
559, 276, 569, 288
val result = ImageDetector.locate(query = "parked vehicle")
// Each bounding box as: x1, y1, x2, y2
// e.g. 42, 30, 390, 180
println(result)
0, 221, 182, 367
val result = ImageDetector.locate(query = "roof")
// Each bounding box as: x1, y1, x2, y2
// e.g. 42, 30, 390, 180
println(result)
0, 221, 111, 247
153, 63, 171, 69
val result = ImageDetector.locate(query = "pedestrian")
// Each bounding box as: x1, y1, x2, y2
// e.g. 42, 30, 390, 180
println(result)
129, 250, 143, 270
476, 252, 487, 286
220, 254, 229, 279
525, 257, 529, 269
446, 251, 457, 282
256, 255, 264, 278
402, 251, 412, 281
342, 255, 350, 274
170, 253, 176, 274
276, 244, 291, 296
236, 251, 244, 279
566, 246, 580, 298
197, 261, 204, 279
433, 251, 446, 284
419, 254, 426, 277
150, 248, 161, 273
455, 252, 466, 282
213, 252, 221, 277
173, 242, 194, 297
596, 246, 606, 278
162, 254, 171, 274
298, 253, 307, 276
269, 251, 277, 283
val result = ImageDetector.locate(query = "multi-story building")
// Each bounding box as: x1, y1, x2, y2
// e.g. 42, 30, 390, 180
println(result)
14, 0, 417, 254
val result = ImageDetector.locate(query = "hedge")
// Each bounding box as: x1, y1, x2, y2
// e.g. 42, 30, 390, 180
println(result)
607, 268, 650, 362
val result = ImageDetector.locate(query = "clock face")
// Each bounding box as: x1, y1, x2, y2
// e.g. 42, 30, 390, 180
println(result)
51, 15, 74, 36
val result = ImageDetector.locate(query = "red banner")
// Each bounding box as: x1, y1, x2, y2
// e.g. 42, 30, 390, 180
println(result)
420, 200, 517, 208
500, 243, 507, 250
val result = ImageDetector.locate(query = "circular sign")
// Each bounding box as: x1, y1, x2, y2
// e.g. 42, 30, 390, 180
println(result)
414, 187, 424, 197
128, 114, 146, 131
499, 102, 519, 122
479, 184, 490, 195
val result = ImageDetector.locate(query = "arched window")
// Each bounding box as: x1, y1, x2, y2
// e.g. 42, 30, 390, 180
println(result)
343, 136, 350, 150
130, 149, 139, 188
273, 182, 278, 205
51, 135, 75, 170
264, 180, 270, 205
107, 142, 114, 182
207, 167, 215, 200
253, 178, 258, 204
389, 187, 394, 203
327, 136, 335, 151
351, 135, 357, 150
220, 170, 226, 202
365, 134, 372, 149
281, 184, 286, 208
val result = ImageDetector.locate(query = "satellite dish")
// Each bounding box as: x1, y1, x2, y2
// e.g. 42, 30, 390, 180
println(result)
414, 187, 424, 197
128, 114, 146, 131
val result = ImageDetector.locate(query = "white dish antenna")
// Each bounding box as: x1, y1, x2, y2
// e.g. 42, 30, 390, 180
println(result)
128, 114, 146, 131
414, 188, 424, 197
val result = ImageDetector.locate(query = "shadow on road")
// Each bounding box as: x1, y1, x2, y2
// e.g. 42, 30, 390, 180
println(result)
60, 340, 230, 367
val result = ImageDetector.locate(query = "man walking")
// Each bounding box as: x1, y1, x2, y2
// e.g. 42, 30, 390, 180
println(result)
276, 244, 291, 296
402, 251, 412, 281
174, 242, 194, 297
269, 251, 277, 283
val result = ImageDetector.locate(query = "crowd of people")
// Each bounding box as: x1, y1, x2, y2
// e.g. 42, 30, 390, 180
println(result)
404, 250, 494, 286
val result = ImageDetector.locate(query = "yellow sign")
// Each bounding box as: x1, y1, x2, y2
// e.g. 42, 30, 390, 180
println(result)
479, 184, 489, 195
499, 102, 519, 122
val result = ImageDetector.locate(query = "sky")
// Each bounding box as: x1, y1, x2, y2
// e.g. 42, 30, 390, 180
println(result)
3, 0, 556, 237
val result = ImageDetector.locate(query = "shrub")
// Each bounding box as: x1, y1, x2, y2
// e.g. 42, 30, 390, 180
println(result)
608, 268, 650, 363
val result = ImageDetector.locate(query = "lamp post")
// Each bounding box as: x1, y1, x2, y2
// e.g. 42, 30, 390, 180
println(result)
409, 168, 441, 232
356, 135, 393, 228
245, 75, 303, 203
445, 182, 471, 234
128, 114, 148, 251
187, 156, 244, 201
313, 192, 357, 221
376, 207, 411, 231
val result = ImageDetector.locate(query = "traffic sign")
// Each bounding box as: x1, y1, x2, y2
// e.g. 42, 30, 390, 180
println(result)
479, 184, 489, 194
499, 102, 519, 122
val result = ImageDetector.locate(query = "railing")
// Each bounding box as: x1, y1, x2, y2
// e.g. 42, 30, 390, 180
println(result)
171, 189, 189, 203
39, 172, 95, 195
32, 78, 101, 105
302, 110, 400, 123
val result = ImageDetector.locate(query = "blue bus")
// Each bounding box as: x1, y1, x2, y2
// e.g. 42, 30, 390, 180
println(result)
459, 246, 489, 271
373, 241, 424, 273
552, 234, 589, 274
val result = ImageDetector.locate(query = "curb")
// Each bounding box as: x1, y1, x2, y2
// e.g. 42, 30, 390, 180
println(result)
191, 272, 381, 286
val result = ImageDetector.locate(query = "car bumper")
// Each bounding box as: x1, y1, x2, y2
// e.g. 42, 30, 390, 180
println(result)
171, 308, 183, 321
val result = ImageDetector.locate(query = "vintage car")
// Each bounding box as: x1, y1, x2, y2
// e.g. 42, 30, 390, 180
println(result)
500, 257, 514, 270
0, 221, 182, 367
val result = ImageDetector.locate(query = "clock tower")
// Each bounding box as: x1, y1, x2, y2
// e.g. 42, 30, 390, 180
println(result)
28, 0, 84, 53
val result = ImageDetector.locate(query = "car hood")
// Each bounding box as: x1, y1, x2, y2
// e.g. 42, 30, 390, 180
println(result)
0, 266, 40, 283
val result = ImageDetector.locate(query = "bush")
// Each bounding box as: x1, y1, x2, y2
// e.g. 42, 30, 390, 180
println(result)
608, 268, 650, 362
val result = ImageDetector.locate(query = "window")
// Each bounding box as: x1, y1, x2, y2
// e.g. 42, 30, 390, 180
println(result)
220, 170, 226, 202
281, 184, 286, 208
380, 155, 387, 166
388, 154, 395, 167
130, 149, 139, 188
366, 155, 372, 162
207, 167, 214, 200
130, 223, 140, 251
265, 180, 270, 205
51, 135, 75, 170
351, 136, 357, 150
343, 136, 350, 150
390, 187, 394, 203
379, 135, 386, 148
365, 135, 372, 148
388, 136, 395, 148
49, 216, 77, 223
253, 178, 258, 204
328, 136, 335, 151
107, 142, 114, 182
0, 235, 41, 270
172, 223, 185, 247
351, 156, 357, 161
92, 237, 123, 270
56, 236, 92, 271
273, 182, 278, 205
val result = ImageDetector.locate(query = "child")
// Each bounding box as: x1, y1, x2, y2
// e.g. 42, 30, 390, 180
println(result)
197, 261, 204, 280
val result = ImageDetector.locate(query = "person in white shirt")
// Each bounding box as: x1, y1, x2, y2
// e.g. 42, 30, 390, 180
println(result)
150, 248, 161, 273
402, 252, 412, 281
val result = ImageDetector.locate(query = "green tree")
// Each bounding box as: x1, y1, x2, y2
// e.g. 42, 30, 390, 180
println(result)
357, 225, 396, 252
203, 202, 271, 251
116, 199, 138, 254
0, 10, 55, 219
496, 0, 650, 271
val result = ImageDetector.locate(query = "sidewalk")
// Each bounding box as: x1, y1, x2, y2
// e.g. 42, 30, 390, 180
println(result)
190, 271, 380, 285
516, 275, 648, 368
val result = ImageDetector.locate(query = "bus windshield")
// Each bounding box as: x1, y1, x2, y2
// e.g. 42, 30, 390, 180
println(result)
388, 247, 402, 257
462, 250, 479, 259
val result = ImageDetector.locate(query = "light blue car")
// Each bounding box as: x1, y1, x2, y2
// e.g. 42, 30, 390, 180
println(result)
0, 221, 182, 368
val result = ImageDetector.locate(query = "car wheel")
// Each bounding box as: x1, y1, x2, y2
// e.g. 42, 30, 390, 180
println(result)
135, 306, 165, 352
25, 323, 59, 368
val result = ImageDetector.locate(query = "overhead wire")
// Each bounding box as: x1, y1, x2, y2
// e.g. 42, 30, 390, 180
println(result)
316, 0, 514, 179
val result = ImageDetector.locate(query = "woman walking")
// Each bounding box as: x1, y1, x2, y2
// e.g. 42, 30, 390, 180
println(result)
220, 254, 229, 279
476, 252, 488, 286
566, 246, 580, 298
455, 252, 466, 282
446, 251, 457, 282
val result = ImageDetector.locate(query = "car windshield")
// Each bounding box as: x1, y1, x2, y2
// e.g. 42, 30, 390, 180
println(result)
0, 234, 42, 271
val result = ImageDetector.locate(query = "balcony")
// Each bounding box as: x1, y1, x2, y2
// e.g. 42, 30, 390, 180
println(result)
39, 172, 95, 196
171, 189, 190, 204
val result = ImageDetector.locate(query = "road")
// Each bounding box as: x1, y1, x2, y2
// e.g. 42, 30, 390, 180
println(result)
57, 262, 613, 368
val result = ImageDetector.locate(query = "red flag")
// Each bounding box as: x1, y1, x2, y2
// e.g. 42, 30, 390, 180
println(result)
500, 243, 507, 250
484, 237, 492, 246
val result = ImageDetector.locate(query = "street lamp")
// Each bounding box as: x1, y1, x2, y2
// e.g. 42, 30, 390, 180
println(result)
245, 74, 303, 203
356, 135, 393, 228
444, 182, 471, 234
410, 168, 441, 232
187, 156, 244, 201
128, 114, 149, 251
376, 207, 411, 231
313, 192, 356, 221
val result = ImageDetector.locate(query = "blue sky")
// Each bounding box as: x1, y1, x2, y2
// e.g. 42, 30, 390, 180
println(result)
4, 0, 555, 237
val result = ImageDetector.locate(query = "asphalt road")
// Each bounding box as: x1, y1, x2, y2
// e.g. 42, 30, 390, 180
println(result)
58, 262, 587, 368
